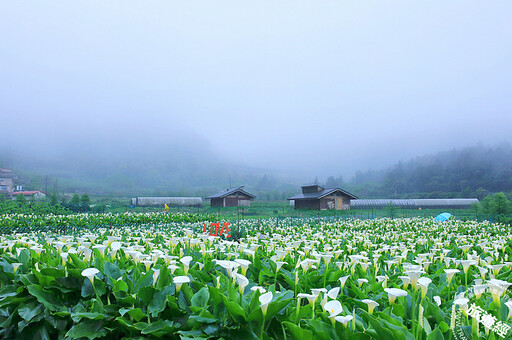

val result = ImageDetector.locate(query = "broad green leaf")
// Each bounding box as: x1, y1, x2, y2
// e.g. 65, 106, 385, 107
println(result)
141, 320, 175, 336
133, 270, 153, 293
112, 278, 128, 292
284, 321, 314, 339
18, 302, 44, 322
127, 308, 146, 322
104, 262, 122, 280
439, 321, 450, 333
148, 285, 174, 317
191, 287, 210, 309
364, 311, 415, 340
27, 284, 63, 312
221, 294, 247, 322
426, 328, 444, 340
71, 312, 105, 323
65, 320, 107, 339
40, 268, 65, 278
137, 286, 156, 304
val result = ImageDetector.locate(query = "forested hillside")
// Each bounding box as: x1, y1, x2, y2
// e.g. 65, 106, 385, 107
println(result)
346, 143, 512, 199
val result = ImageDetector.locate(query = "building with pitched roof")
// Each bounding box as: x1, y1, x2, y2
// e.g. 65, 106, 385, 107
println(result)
10, 191, 46, 200
288, 184, 358, 210
206, 186, 256, 207
0, 169, 18, 195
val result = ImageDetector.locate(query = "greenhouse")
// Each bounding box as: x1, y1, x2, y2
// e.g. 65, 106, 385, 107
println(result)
350, 198, 479, 209
130, 197, 203, 207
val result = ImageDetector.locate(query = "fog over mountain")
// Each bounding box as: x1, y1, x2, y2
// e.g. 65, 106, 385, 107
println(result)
1, 1, 511, 195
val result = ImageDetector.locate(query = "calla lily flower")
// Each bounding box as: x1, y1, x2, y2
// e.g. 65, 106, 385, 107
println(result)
417, 277, 432, 298
339, 275, 349, 291
234, 259, 251, 276
444, 269, 460, 286
335, 315, 353, 327
81, 268, 100, 284
173, 275, 190, 293
488, 279, 512, 305
505, 301, 512, 321
362, 299, 379, 315
152, 269, 160, 286
236, 273, 249, 294
251, 286, 266, 294
327, 287, 340, 300
384, 288, 407, 304
259, 291, 273, 317
180, 256, 193, 274
433, 295, 442, 306
324, 300, 343, 324
12, 263, 22, 274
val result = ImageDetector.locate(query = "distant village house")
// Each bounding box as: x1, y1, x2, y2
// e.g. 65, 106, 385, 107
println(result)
206, 186, 256, 207
0, 169, 17, 195
288, 184, 358, 210
10, 191, 47, 200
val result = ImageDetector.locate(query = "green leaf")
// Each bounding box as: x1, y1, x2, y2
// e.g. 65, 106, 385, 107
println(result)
27, 284, 63, 312
141, 320, 175, 336
65, 320, 107, 339
18, 302, 44, 322
104, 262, 122, 280
138, 286, 156, 304
426, 327, 444, 340
221, 294, 247, 322
363, 311, 415, 340
439, 321, 450, 333
148, 285, 174, 317
112, 278, 128, 292
40, 268, 66, 278
69, 253, 88, 270
71, 312, 105, 323
127, 308, 146, 322
133, 270, 153, 293
191, 287, 210, 309
0, 285, 18, 300
284, 321, 314, 339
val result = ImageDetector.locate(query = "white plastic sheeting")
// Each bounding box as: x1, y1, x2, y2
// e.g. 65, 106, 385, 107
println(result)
350, 198, 479, 209
130, 197, 203, 207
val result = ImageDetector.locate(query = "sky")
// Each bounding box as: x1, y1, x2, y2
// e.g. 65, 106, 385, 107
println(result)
1, 1, 511, 181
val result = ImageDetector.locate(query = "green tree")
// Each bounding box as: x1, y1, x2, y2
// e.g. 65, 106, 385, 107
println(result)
68, 193, 81, 212
70, 194, 80, 205
15, 193, 27, 205
49, 193, 58, 206
492, 192, 510, 215
80, 194, 91, 212
481, 195, 494, 214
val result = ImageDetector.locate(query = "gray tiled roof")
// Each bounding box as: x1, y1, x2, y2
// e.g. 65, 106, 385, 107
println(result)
288, 188, 358, 200
206, 186, 256, 199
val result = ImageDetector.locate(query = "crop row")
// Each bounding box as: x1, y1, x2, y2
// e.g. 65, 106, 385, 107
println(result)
0, 218, 511, 339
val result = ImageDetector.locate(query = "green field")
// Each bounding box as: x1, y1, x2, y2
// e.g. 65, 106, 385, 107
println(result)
0, 215, 511, 339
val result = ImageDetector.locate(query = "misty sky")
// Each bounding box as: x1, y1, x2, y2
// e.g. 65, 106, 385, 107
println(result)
1, 1, 511, 180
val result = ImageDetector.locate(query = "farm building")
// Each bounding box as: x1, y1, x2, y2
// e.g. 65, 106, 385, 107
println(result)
350, 198, 479, 210
130, 197, 203, 207
206, 186, 256, 207
288, 184, 358, 210
0, 169, 18, 195
10, 191, 46, 200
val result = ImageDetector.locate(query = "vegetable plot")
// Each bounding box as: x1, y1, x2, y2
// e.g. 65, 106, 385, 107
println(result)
0, 218, 511, 339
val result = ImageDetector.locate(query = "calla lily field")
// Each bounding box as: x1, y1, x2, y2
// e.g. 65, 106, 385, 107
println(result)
0, 215, 511, 339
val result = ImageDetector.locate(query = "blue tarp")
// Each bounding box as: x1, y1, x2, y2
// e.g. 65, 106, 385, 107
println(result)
434, 212, 452, 222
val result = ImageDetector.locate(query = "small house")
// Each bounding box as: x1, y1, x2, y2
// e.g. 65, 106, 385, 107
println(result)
0, 169, 17, 195
288, 184, 357, 210
10, 191, 47, 200
206, 186, 256, 207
